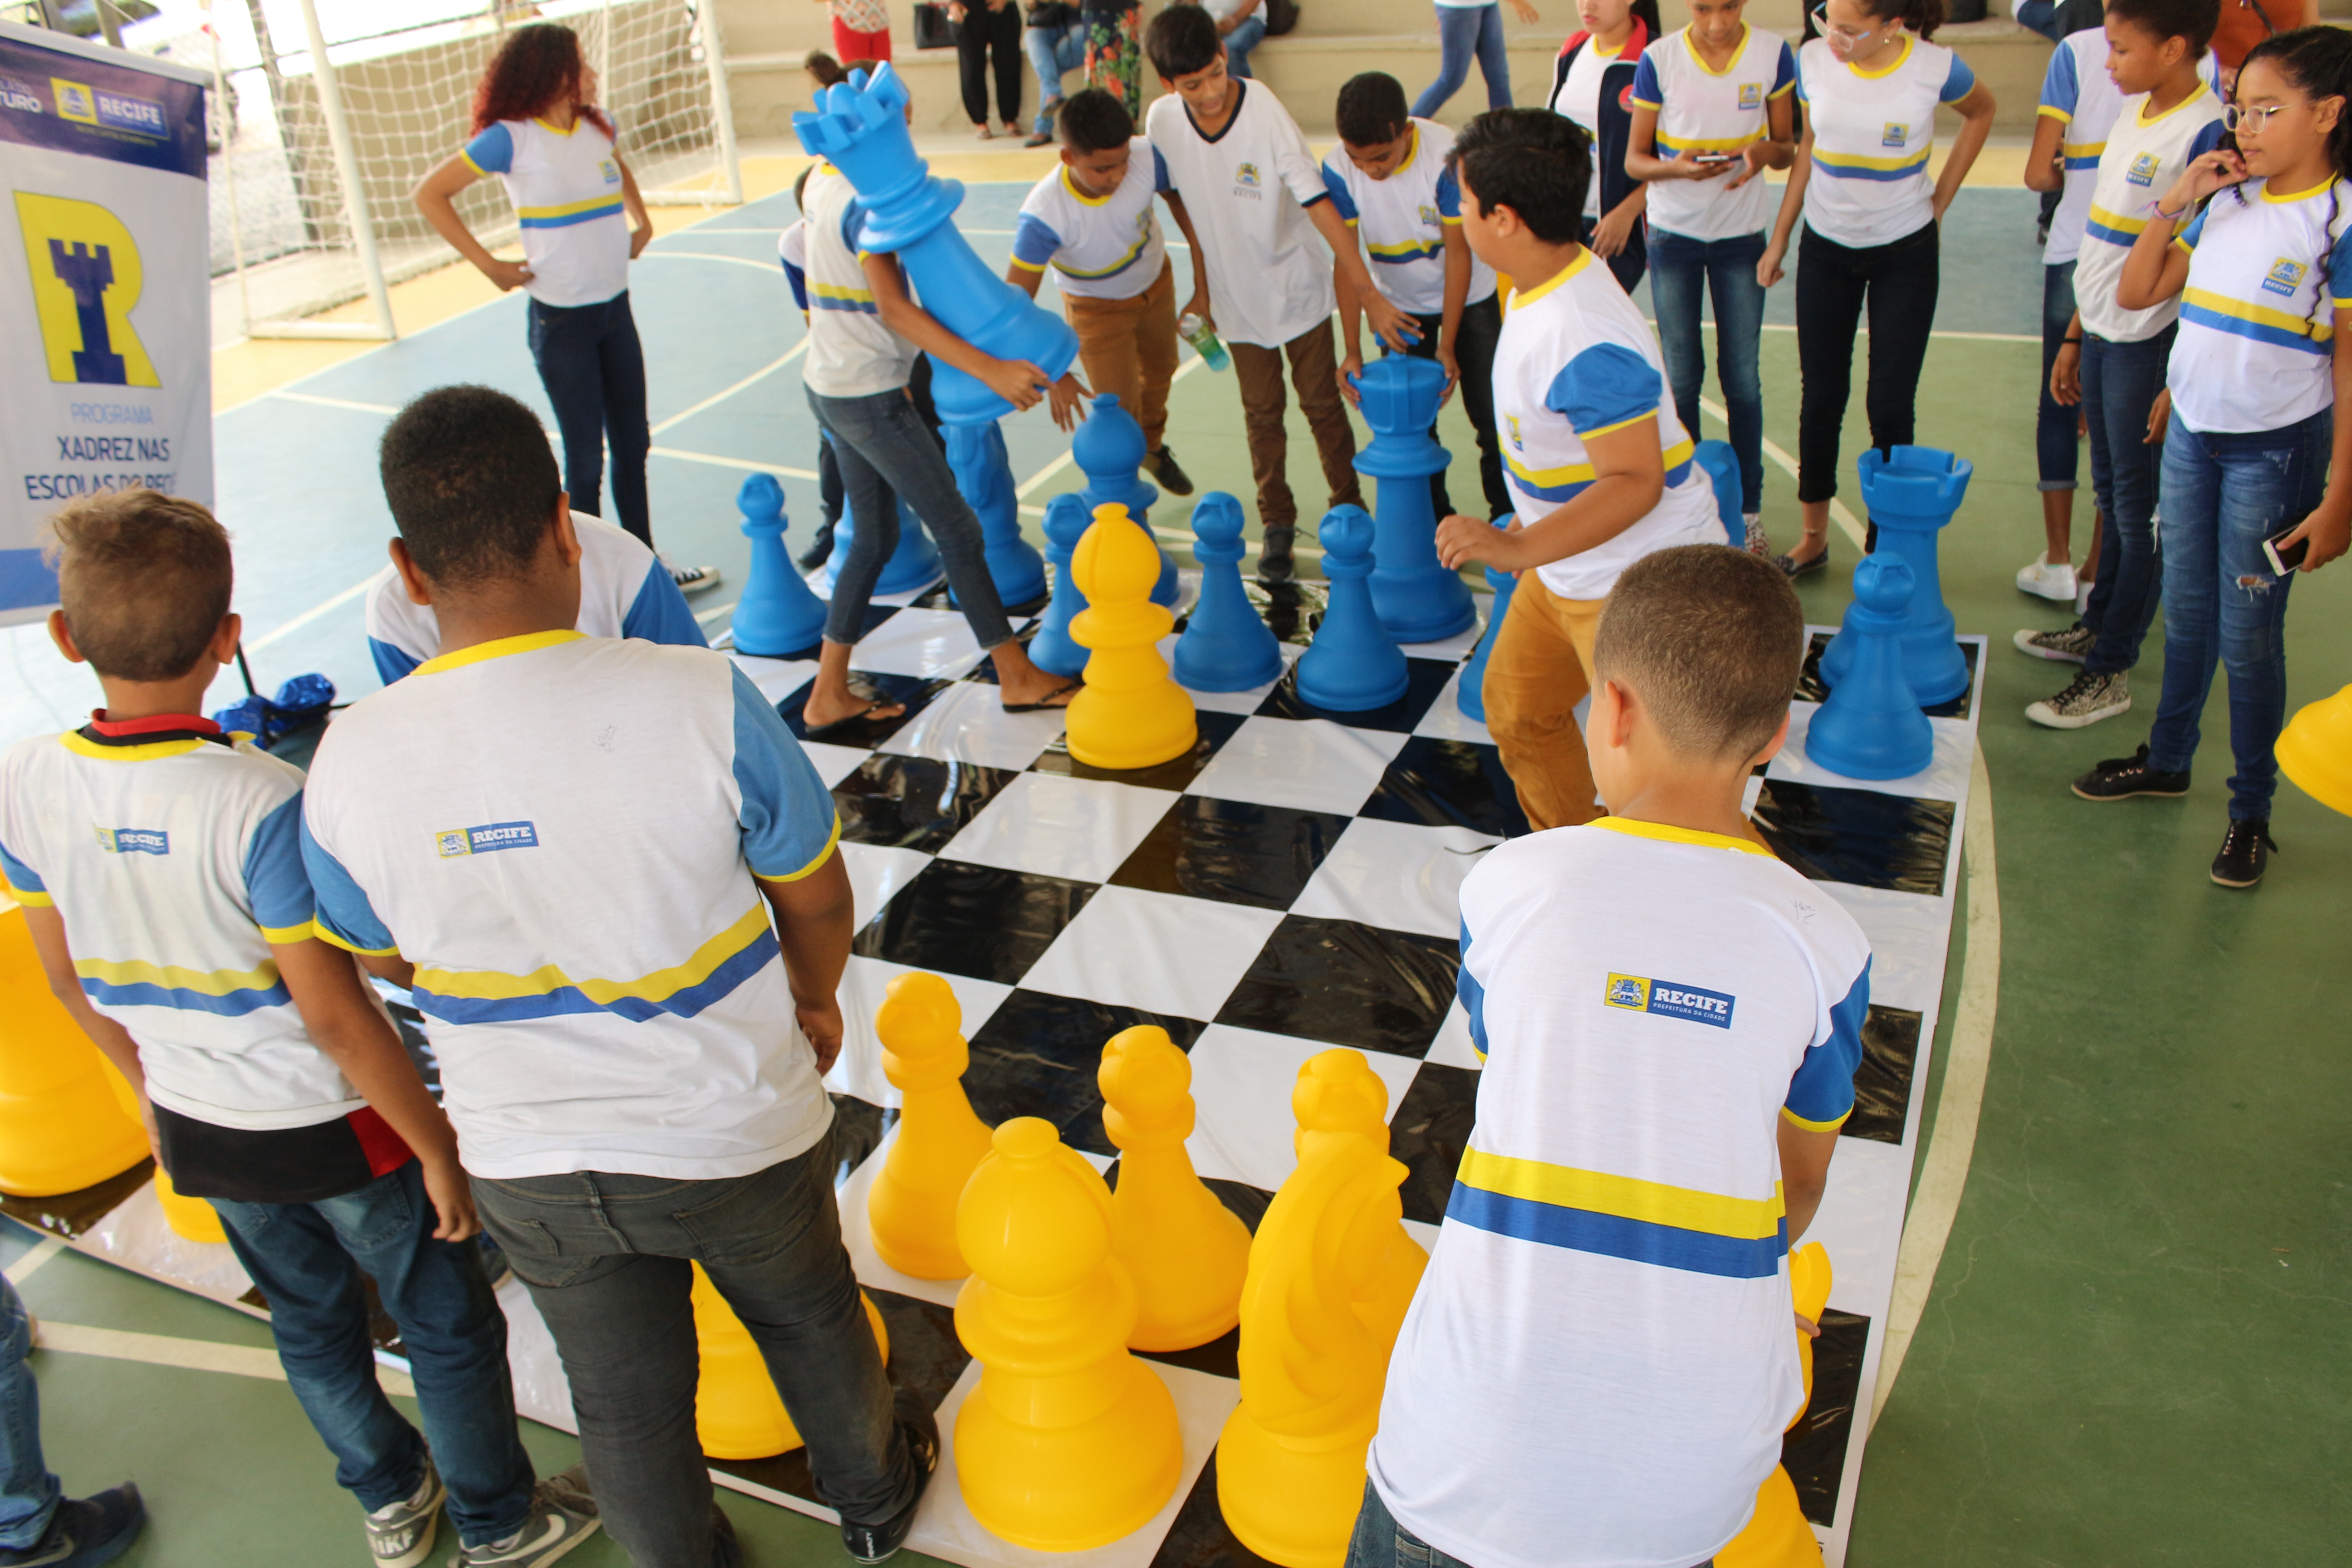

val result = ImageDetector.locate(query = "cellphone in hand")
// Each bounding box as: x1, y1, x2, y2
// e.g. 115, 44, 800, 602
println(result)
2264, 522, 2311, 576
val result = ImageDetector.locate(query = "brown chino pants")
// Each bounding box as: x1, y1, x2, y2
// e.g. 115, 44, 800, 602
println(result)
1228, 318, 1364, 532
1063, 259, 1180, 456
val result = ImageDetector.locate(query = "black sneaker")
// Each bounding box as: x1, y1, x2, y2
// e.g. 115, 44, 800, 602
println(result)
708, 1504, 743, 1568
840, 1403, 941, 1565
1256, 525, 1297, 586
796, 523, 836, 572
0, 1485, 145, 1568
2210, 817, 2276, 888
665, 559, 723, 594
2071, 744, 2190, 802
1145, 446, 1195, 496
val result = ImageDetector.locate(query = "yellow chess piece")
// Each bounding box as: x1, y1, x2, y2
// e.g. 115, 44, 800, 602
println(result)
691, 1263, 891, 1460
1218, 1050, 1429, 1568
953, 1117, 1184, 1550
867, 971, 996, 1279
1717, 1242, 1834, 1568
154, 1167, 228, 1245
1290, 1049, 1425, 1347
2280, 681, 2352, 815
1099, 1025, 1250, 1351
0, 904, 148, 1196
1067, 503, 1197, 771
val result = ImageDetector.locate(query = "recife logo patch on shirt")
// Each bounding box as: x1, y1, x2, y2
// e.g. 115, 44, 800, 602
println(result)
1881, 122, 1907, 149
435, 821, 540, 858
2262, 257, 2308, 297
599, 157, 620, 185
1236, 162, 1261, 187
1603, 972, 1735, 1028
1739, 82, 1764, 111
1505, 412, 1524, 449
94, 827, 167, 855
2127, 152, 2162, 186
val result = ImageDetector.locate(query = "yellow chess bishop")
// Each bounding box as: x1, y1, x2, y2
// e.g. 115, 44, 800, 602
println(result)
690, 1263, 891, 1460
1066, 503, 1197, 771
1218, 1050, 1429, 1568
1717, 1242, 1834, 1568
1098, 1025, 1250, 1351
952, 1117, 1183, 1550
867, 971, 996, 1279
0, 904, 149, 1196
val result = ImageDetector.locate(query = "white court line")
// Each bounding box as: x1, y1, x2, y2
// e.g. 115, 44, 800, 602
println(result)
634, 251, 792, 273
1660, 321, 2038, 346
1697, 397, 1867, 548
652, 447, 820, 479
34, 1320, 416, 1397
5, 1237, 64, 1284
247, 577, 377, 652
651, 340, 811, 436
272, 391, 399, 416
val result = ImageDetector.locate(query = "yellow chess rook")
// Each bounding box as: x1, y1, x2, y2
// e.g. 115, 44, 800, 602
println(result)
867, 971, 996, 1279
1067, 503, 1197, 771
1218, 1052, 1429, 1568
952, 1117, 1183, 1550
0, 904, 148, 1196
691, 1263, 890, 1460
1717, 1243, 1834, 1568
1099, 1025, 1250, 1351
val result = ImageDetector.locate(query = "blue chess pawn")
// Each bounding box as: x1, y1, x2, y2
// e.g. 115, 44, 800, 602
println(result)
1173, 493, 1284, 691
1691, 440, 1745, 549
1296, 506, 1409, 711
1820, 446, 1971, 706
944, 421, 1048, 608
1456, 516, 1519, 723
730, 473, 830, 656
1072, 394, 1178, 606
1806, 554, 1935, 781
823, 484, 946, 597
1352, 357, 1474, 643
1029, 493, 1094, 678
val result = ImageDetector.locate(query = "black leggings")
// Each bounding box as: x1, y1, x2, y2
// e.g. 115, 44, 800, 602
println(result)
955, 2, 1024, 127
1793, 220, 1939, 504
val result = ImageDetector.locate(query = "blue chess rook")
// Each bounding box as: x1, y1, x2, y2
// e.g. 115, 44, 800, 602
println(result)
823, 482, 945, 597
1456, 518, 1519, 723
1173, 493, 1284, 691
1072, 394, 1178, 605
1821, 446, 1972, 706
1807, 554, 1936, 780
945, 421, 1049, 607
1029, 493, 1094, 678
730, 473, 830, 656
1352, 357, 1473, 643
1296, 506, 1409, 711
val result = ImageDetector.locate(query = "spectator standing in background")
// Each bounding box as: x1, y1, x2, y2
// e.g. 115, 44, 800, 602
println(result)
1086, 0, 1146, 116
1024, 1, 1090, 144
2208, 0, 2318, 79
1198, 0, 1272, 79
819, 0, 893, 67
1415, 0, 1542, 119
952, 0, 1027, 138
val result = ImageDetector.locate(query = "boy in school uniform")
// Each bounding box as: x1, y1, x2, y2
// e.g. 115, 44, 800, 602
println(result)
1143, 3, 1419, 582
302, 387, 937, 1568
1358, 543, 1872, 1568
0, 490, 594, 1568
1324, 70, 1510, 523
1434, 109, 1720, 830
1008, 87, 1199, 495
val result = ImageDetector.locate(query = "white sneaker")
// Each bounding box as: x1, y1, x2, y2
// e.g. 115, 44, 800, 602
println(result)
665, 559, 722, 594
2016, 553, 2077, 602
1743, 513, 1769, 556
2027, 668, 2132, 729
2076, 575, 2095, 615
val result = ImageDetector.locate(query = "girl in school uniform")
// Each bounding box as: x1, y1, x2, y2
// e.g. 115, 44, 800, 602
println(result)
1548, 0, 1661, 294
2076, 26, 2352, 888
414, 24, 714, 591
1758, 0, 1995, 578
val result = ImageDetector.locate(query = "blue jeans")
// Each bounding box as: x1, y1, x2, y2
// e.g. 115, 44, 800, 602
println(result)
2016, 0, 2064, 39
2079, 327, 2173, 675
1222, 13, 1268, 77
527, 290, 652, 545
807, 383, 1017, 650
1343, 1481, 1712, 1568
1025, 19, 1086, 133
2146, 410, 2327, 818
2038, 262, 2080, 491
1649, 228, 1769, 513
1413, 4, 1513, 118
211, 1160, 535, 1548
0, 1278, 58, 1551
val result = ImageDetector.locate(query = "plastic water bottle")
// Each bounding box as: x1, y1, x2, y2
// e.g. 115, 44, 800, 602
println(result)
1178, 312, 1231, 372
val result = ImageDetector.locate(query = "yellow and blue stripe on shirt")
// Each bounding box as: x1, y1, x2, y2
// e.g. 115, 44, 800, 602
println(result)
1503, 341, 1695, 503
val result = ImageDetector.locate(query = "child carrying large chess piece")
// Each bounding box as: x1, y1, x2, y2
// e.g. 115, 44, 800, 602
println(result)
1355, 544, 1872, 1568
302, 391, 938, 1568
1433, 108, 1719, 830
0, 490, 596, 1568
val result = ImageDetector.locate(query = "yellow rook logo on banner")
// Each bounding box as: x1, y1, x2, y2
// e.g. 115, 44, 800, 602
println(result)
14, 191, 158, 388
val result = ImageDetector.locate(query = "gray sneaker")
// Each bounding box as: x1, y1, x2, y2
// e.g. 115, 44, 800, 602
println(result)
367, 1458, 445, 1568
2027, 668, 2131, 730
2014, 623, 2095, 663
451, 1467, 599, 1568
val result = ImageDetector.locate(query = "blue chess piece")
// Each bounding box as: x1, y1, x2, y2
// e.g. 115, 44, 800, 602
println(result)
1071, 393, 1178, 605
1296, 506, 1409, 711
1029, 493, 1094, 678
1456, 517, 1518, 723
1691, 440, 1745, 549
943, 421, 1048, 608
1806, 554, 1935, 780
1352, 357, 1474, 643
730, 473, 830, 656
1173, 493, 1284, 691
823, 485, 946, 597
1820, 446, 1972, 706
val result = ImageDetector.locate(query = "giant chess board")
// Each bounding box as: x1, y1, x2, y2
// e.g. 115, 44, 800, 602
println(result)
2, 571, 1985, 1568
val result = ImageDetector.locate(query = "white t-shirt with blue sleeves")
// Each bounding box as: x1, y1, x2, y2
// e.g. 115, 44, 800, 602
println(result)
363, 512, 706, 686
462, 115, 630, 308
1795, 35, 1975, 249
2169, 177, 2352, 434
1318, 119, 1495, 316
302, 632, 843, 1181
1630, 26, 1797, 244
2073, 87, 2226, 343
1012, 140, 1171, 302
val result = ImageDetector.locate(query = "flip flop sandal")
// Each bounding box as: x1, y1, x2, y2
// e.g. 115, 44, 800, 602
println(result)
802, 700, 903, 738
1002, 680, 1082, 713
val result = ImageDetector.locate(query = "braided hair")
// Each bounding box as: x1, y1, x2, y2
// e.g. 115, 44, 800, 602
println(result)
2239, 27, 2352, 335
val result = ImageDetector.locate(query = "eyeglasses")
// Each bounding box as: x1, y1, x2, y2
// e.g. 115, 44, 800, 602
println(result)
1810, 5, 1885, 44
2223, 102, 2295, 131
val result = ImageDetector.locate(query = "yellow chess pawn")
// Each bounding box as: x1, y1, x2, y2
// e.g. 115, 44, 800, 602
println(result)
1717, 1242, 1834, 1568
1218, 1074, 1426, 1568
154, 1167, 228, 1245
0, 904, 148, 1196
1099, 1025, 1250, 1351
867, 971, 996, 1279
952, 1117, 1183, 1550
1067, 503, 1197, 771
691, 1263, 891, 1460
1290, 1049, 1425, 1347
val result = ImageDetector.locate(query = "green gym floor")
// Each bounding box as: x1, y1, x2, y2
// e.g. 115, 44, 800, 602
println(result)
7, 180, 2347, 1566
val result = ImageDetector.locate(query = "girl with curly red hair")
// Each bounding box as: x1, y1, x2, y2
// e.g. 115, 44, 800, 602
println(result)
413, 24, 715, 591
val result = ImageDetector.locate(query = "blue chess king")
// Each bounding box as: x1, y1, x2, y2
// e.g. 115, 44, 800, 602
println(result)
1456, 516, 1518, 723
1072, 394, 1178, 606
1029, 493, 1094, 678
1821, 446, 1972, 706
1807, 554, 1936, 781
1173, 493, 1284, 691
1352, 357, 1474, 643
730, 473, 829, 657
1296, 505, 1409, 711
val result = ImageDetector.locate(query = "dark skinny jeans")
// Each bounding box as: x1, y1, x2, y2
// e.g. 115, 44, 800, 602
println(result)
1794, 220, 1939, 504
528, 290, 653, 545
954, 1, 1024, 127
